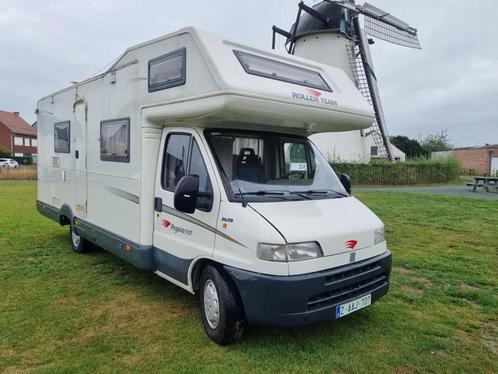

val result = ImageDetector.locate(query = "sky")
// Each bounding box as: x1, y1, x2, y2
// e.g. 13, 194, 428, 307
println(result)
0, 0, 497, 146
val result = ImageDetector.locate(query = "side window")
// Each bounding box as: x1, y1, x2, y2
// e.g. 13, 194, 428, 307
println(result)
54, 121, 70, 153
189, 139, 213, 211
100, 118, 130, 162
148, 48, 186, 92
162, 134, 191, 190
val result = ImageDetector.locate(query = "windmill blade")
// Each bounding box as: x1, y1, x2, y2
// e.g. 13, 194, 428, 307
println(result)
327, 1, 421, 49
350, 15, 394, 160
362, 2, 421, 49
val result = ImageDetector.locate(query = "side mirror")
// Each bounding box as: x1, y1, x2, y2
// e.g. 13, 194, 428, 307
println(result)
174, 175, 199, 213
340, 174, 351, 195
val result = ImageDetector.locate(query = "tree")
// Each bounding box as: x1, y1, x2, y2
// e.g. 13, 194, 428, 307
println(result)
390, 135, 425, 159
420, 129, 453, 154
0, 144, 10, 157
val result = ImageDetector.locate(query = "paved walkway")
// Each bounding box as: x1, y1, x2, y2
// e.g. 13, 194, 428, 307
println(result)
357, 185, 498, 200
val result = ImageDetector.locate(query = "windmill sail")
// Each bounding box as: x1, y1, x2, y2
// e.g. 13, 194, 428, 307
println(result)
347, 32, 391, 158
363, 3, 421, 49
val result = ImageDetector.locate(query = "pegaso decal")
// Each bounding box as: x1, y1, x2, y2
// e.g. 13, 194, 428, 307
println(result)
162, 219, 192, 236
161, 205, 248, 248
291, 88, 338, 107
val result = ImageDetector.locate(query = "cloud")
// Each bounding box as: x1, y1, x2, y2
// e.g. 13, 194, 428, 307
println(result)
1, 0, 496, 146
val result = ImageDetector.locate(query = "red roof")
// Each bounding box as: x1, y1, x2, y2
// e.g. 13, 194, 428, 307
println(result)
0, 110, 37, 136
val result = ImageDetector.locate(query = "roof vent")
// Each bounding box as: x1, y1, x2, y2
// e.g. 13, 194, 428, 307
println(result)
13, 112, 19, 116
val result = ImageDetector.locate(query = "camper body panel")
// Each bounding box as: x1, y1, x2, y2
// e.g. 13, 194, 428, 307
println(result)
211, 200, 289, 276
38, 60, 143, 243
193, 30, 374, 129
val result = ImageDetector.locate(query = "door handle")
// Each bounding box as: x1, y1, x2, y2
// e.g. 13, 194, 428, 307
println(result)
75, 150, 79, 159
154, 197, 163, 212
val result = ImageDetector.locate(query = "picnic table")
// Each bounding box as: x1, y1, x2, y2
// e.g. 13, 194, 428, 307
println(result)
467, 176, 498, 193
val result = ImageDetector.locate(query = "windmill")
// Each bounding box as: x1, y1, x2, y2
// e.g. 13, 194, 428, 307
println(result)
272, 0, 421, 161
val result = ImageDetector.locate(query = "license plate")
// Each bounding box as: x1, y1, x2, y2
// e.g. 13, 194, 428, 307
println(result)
335, 294, 371, 319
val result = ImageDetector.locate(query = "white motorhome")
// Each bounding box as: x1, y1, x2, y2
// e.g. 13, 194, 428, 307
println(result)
37, 27, 391, 344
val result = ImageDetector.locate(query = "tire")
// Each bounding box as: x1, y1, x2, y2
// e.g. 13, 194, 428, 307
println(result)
69, 222, 92, 253
199, 265, 245, 345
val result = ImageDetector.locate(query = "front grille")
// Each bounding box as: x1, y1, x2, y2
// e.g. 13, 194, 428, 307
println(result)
307, 257, 390, 311
325, 262, 382, 286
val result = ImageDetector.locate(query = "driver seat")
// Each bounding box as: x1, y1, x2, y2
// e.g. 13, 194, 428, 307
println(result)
236, 148, 265, 183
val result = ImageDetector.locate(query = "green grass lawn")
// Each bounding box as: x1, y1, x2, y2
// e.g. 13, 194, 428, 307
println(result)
1, 181, 497, 373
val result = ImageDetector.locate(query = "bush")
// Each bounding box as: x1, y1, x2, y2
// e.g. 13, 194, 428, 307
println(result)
0, 145, 10, 157
331, 158, 460, 185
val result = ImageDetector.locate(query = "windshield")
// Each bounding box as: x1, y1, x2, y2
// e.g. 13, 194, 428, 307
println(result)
206, 130, 347, 202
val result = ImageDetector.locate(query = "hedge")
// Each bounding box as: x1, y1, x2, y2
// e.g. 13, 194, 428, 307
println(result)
12, 156, 33, 165
331, 158, 460, 185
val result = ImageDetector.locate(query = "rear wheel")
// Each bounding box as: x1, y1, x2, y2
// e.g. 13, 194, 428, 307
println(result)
199, 265, 245, 345
69, 222, 92, 253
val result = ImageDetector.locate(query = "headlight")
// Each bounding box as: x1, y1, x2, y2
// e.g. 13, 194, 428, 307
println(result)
374, 227, 385, 245
257, 242, 323, 262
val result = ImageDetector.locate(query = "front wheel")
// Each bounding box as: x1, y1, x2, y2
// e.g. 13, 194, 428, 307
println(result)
199, 265, 245, 345
69, 222, 92, 253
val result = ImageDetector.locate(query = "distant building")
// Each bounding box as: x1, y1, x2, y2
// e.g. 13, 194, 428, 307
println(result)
390, 144, 406, 162
0, 110, 38, 158
312, 130, 405, 163
433, 144, 498, 175
366, 132, 405, 162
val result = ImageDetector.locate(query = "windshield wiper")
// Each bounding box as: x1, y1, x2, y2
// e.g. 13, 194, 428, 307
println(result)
234, 190, 286, 196
235, 190, 314, 201
293, 189, 349, 198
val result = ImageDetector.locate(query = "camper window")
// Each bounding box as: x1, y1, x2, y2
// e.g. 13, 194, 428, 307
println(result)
148, 48, 186, 92
233, 50, 331, 92
100, 118, 130, 162
162, 133, 191, 191
54, 121, 70, 153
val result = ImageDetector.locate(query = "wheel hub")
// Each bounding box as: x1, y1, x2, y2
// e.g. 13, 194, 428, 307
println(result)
203, 279, 220, 329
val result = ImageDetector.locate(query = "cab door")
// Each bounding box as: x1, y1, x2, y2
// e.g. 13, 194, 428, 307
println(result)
153, 129, 220, 287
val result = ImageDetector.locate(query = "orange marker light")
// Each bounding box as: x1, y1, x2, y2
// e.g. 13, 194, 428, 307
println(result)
124, 243, 132, 252
222, 223, 228, 229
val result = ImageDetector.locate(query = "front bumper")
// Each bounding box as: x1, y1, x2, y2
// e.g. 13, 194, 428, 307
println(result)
224, 250, 392, 327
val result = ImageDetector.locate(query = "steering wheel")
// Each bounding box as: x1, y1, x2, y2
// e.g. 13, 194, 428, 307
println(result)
287, 171, 305, 179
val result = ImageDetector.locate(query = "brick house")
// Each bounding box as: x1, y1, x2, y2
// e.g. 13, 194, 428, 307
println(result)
0, 110, 38, 158
453, 145, 498, 175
